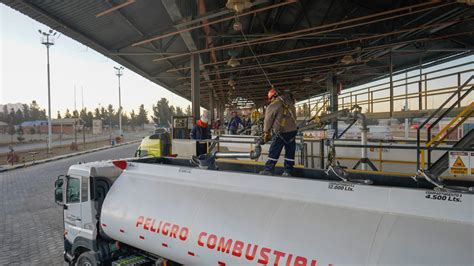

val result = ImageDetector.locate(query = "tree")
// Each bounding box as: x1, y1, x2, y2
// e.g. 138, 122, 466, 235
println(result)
15, 109, 24, 124
8, 108, 16, 125
64, 109, 72, 118
100, 107, 108, 123
29, 101, 45, 120
94, 108, 101, 120
29, 101, 40, 120
152, 98, 173, 126
130, 109, 137, 130
22, 104, 30, 121
1, 105, 8, 122
185, 105, 192, 116
121, 112, 129, 129
175, 106, 184, 116
137, 104, 149, 128
57, 111, 62, 119
86, 111, 94, 128
39, 109, 47, 120
107, 104, 116, 127
170, 106, 176, 117
72, 110, 79, 119
80, 108, 93, 128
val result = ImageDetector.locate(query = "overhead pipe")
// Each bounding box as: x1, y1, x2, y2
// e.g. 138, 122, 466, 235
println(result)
95, 0, 135, 18
151, 2, 450, 63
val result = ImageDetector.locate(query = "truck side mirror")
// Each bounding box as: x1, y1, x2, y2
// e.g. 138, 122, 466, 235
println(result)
54, 175, 65, 205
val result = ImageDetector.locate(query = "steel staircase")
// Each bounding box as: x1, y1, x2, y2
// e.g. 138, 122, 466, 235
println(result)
426, 128, 474, 177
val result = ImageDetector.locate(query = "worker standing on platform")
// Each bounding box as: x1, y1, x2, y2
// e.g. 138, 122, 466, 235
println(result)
260, 88, 297, 177
228, 111, 243, 135
191, 111, 211, 155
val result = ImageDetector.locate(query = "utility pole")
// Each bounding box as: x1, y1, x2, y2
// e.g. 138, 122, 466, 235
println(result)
114, 66, 124, 136
81, 86, 84, 110
74, 85, 78, 145
39, 29, 57, 155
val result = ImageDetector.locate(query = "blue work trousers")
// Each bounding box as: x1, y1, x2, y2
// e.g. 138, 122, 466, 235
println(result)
264, 131, 297, 173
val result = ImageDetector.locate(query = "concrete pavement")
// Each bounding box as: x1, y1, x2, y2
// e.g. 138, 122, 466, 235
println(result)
0, 143, 139, 265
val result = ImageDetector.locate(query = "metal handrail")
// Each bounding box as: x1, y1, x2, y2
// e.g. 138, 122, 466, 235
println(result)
297, 62, 473, 113
419, 76, 473, 129
339, 69, 473, 101
420, 103, 474, 168
339, 84, 472, 110
416, 75, 474, 169
338, 62, 473, 97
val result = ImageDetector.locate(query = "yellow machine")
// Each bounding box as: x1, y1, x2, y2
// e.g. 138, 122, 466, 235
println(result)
135, 128, 172, 157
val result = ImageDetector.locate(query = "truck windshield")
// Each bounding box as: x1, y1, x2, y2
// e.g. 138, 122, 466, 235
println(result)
66, 177, 80, 203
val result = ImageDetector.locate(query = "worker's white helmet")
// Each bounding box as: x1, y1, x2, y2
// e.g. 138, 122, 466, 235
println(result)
201, 110, 209, 123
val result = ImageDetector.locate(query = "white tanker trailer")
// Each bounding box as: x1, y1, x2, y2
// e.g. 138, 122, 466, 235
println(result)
54, 148, 474, 266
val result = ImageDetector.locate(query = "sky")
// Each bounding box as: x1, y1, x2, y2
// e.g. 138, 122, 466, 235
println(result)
0, 4, 190, 117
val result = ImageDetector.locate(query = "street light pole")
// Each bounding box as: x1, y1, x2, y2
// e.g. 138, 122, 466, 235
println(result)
39, 29, 57, 155
114, 66, 124, 136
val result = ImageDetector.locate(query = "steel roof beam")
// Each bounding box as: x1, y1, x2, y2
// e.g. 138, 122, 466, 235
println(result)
105, 1, 185, 76
161, 0, 214, 108
152, 2, 452, 63
133, 0, 296, 47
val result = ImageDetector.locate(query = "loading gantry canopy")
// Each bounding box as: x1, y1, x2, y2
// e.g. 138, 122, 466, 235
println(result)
3, 0, 473, 112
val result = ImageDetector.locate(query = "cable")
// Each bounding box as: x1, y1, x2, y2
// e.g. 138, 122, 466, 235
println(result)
236, 16, 274, 88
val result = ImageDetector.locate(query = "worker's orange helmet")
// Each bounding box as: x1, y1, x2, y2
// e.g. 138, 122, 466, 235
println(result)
267, 87, 277, 101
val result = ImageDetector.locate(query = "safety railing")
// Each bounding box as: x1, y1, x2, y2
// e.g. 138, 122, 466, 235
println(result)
339, 63, 473, 113
416, 75, 474, 170
296, 61, 473, 115
420, 102, 474, 168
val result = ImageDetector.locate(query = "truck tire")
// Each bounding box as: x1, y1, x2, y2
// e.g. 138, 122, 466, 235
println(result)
75, 251, 99, 266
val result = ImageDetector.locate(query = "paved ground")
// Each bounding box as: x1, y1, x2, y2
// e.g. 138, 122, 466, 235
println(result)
0, 143, 139, 265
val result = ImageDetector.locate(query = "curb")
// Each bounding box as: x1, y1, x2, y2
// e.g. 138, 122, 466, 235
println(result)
0, 140, 141, 173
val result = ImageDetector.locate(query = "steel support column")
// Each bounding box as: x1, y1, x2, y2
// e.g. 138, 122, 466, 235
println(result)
327, 75, 338, 136
191, 54, 200, 122
419, 57, 423, 110
218, 99, 225, 131
209, 91, 215, 122
389, 50, 394, 117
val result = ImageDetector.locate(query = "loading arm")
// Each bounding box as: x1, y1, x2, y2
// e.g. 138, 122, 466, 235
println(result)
298, 105, 366, 133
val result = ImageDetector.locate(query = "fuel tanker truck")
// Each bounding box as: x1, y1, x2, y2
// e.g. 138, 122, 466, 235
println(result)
54, 142, 474, 266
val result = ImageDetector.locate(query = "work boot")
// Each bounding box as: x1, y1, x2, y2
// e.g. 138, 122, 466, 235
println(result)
282, 171, 292, 177
259, 169, 273, 175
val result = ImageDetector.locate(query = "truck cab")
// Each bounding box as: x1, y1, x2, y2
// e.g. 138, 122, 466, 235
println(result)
54, 161, 122, 265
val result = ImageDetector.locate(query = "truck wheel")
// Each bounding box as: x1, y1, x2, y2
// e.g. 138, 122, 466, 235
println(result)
75, 251, 99, 266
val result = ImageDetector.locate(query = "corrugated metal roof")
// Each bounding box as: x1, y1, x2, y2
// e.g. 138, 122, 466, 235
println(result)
1, 0, 473, 107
